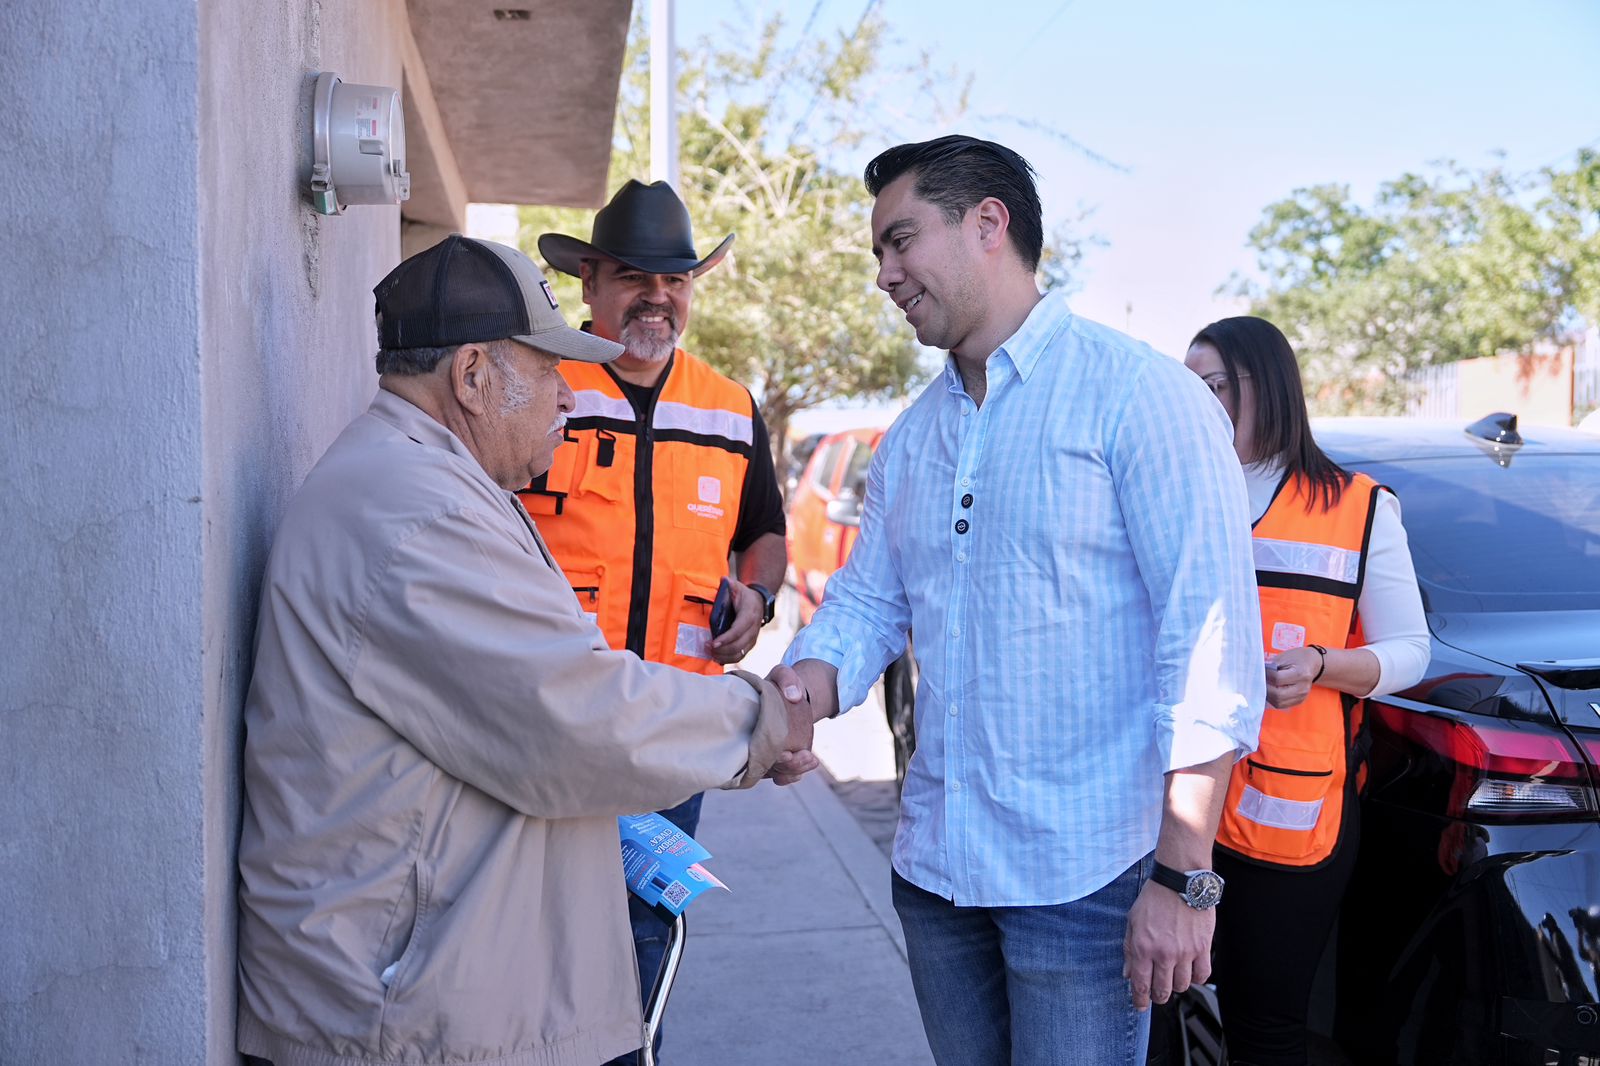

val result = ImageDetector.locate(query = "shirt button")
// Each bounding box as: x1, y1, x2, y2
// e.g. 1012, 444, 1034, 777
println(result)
961, 408, 971, 418
952, 781, 962, 792
961, 493, 974, 508
957, 552, 967, 562
949, 703, 959, 716
962, 477, 971, 487
950, 626, 960, 637
954, 519, 969, 534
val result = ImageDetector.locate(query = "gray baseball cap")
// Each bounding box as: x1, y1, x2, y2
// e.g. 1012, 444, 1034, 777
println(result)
374, 234, 622, 363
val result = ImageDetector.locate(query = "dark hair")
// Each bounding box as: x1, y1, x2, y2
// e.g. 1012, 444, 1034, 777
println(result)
863, 135, 1043, 272
1190, 316, 1350, 512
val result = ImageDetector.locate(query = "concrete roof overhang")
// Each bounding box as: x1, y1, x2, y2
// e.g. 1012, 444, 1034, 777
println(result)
400, 0, 631, 230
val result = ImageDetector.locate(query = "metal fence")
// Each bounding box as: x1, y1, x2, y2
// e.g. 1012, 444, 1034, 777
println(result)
1405, 362, 1460, 419
1576, 326, 1600, 417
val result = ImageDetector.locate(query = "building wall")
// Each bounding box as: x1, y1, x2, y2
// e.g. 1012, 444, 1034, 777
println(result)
0, 3, 208, 1062
1456, 347, 1574, 428
1, 0, 406, 1061
197, 1, 406, 1060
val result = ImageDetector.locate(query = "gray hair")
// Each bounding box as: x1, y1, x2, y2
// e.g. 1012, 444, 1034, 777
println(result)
374, 343, 460, 376
374, 341, 531, 415
374, 339, 523, 378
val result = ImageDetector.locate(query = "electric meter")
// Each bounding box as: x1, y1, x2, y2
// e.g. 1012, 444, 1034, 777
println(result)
309, 71, 411, 215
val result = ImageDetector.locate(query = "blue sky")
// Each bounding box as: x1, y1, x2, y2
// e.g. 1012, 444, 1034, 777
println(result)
676, 0, 1600, 359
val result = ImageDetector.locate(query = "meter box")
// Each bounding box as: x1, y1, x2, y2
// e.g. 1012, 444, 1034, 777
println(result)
309, 71, 411, 215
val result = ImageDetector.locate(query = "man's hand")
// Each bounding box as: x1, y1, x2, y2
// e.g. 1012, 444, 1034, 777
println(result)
709, 578, 765, 665
764, 663, 819, 785
1123, 879, 1215, 1011
786, 658, 840, 721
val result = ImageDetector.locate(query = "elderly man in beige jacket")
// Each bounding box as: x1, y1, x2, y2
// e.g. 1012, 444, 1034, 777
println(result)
236, 235, 816, 1066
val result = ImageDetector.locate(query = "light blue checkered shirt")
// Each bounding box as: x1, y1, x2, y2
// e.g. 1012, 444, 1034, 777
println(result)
786, 292, 1264, 907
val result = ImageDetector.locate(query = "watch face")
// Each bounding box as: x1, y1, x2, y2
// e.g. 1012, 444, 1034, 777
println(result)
1184, 871, 1225, 910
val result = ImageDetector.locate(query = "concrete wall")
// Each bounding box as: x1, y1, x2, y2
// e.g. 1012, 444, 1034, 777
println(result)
1456, 347, 1574, 428
1, 0, 404, 1061
0, 2, 208, 1062
197, 1, 405, 1060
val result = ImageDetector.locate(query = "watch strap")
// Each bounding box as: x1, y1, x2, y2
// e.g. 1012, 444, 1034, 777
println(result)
1150, 861, 1191, 897
1150, 861, 1224, 909
748, 583, 776, 626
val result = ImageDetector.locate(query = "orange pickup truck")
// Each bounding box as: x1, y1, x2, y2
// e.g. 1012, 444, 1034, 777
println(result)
784, 425, 917, 784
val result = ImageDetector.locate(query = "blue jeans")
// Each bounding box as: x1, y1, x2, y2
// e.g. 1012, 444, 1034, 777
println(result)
891, 856, 1154, 1066
603, 792, 704, 1066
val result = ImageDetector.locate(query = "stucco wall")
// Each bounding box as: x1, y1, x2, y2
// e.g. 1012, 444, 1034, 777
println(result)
1, 0, 406, 1061
0, 2, 208, 1063
199, 0, 406, 1060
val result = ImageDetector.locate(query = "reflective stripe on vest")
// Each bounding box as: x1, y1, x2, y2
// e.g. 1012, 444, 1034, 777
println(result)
1216, 471, 1382, 869
516, 349, 755, 675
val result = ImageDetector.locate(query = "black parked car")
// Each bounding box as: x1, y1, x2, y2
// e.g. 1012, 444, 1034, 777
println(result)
1151, 414, 1600, 1066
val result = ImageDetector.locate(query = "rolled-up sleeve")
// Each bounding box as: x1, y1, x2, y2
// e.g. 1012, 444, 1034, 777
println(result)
1109, 361, 1266, 772
347, 507, 790, 818
784, 440, 913, 712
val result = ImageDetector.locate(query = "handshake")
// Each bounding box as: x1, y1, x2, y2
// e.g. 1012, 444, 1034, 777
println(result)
761, 659, 840, 787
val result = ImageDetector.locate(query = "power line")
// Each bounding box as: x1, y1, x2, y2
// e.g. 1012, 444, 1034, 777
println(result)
789, 0, 883, 145
1014, 0, 1075, 61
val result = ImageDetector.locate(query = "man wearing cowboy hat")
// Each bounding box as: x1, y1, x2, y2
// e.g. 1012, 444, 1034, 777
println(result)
519, 180, 788, 1063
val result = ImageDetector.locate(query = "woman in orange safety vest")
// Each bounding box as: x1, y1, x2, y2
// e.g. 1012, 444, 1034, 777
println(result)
1184, 317, 1429, 1066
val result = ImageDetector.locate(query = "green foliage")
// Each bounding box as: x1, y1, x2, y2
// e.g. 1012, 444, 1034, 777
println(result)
517, 8, 1087, 452
1234, 154, 1599, 413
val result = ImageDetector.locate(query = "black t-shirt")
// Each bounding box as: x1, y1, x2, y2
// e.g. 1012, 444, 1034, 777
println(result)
614, 374, 786, 553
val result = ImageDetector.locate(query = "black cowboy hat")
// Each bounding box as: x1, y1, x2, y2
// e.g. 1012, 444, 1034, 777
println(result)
537, 180, 735, 278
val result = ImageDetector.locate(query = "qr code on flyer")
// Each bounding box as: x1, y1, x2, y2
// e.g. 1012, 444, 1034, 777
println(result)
661, 881, 690, 909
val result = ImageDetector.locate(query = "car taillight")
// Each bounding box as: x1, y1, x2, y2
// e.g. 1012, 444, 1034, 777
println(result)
1370, 703, 1597, 821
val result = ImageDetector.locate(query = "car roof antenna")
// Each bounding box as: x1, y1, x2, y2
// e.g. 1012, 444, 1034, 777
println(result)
1464, 412, 1522, 468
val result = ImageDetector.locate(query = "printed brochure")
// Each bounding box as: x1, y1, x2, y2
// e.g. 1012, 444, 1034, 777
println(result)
618, 811, 729, 917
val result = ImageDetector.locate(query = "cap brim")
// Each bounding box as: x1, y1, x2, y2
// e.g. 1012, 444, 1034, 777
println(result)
516, 322, 623, 364
537, 232, 735, 278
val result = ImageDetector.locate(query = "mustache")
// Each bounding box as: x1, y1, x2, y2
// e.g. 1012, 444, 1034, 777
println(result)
623, 301, 677, 330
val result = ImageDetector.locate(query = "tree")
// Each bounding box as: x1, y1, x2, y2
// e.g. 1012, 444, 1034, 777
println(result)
1233, 156, 1597, 413
518, 10, 1090, 458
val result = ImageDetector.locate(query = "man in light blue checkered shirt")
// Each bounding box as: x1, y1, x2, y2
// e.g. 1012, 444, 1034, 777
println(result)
775, 136, 1265, 1065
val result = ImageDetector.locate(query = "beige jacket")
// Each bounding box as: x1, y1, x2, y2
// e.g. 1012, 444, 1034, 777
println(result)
237, 390, 790, 1066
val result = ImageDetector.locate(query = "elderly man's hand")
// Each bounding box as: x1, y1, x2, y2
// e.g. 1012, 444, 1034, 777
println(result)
764, 664, 820, 785
708, 578, 765, 665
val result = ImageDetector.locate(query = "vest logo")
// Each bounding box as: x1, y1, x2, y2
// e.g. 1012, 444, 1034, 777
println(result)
688, 476, 725, 520
1271, 622, 1307, 652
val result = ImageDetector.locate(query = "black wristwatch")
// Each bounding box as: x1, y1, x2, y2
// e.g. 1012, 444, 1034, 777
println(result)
1151, 861, 1225, 910
748, 583, 777, 626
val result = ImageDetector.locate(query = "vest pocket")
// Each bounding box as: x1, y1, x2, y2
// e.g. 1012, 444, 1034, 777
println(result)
1220, 733, 1345, 866
569, 430, 626, 502
667, 447, 739, 538
664, 572, 720, 669
565, 568, 604, 632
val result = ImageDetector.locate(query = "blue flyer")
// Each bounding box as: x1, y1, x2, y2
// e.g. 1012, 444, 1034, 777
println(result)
618, 811, 729, 916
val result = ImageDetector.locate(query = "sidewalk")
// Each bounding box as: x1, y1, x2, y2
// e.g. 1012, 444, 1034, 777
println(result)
658, 609, 933, 1064
662, 777, 931, 1064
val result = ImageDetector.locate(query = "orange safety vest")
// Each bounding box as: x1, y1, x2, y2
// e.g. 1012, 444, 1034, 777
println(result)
517, 349, 754, 675
1216, 470, 1383, 869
